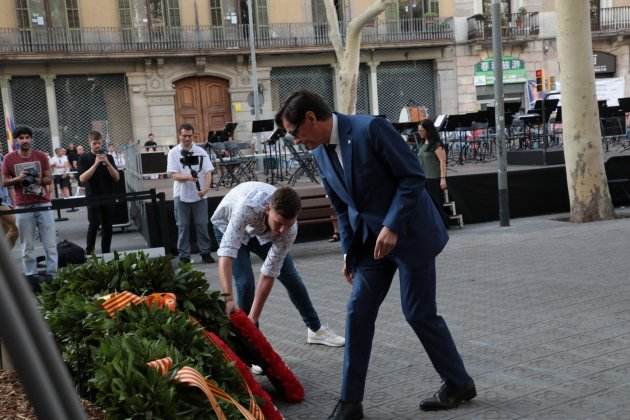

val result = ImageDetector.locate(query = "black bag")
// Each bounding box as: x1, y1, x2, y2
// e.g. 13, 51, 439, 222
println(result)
57, 240, 86, 268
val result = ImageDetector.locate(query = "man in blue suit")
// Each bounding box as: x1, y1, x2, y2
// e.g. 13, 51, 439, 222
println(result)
276, 91, 476, 420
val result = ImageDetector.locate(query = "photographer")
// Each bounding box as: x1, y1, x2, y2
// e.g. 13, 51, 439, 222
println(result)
167, 123, 215, 264
2, 126, 58, 276
78, 131, 119, 254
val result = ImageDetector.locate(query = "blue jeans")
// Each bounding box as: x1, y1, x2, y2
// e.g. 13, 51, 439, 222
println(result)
174, 197, 210, 259
213, 227, 321, 331
15, 204, 58, 275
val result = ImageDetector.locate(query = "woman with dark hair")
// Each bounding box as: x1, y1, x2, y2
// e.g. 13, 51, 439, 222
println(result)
417, 119, 450, 228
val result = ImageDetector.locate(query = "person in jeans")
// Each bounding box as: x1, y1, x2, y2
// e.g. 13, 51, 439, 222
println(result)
78, 131, 119, 254
166, 123, 215, 264
0, 151, 18, 249
1, 126, 58, 275
49, 147, 72, 198
212, 181, 344, 347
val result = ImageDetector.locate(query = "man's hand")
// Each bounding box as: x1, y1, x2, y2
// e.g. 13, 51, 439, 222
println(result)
95, 154, 107, 166
224, 298, 236, 316
374, 226, 398, 260
197, 188, 208, 198
342, 260, 354, 284
440, 178, 447, 190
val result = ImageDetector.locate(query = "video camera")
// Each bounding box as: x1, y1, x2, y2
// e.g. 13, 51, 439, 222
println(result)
180, 149, 200, 166
21, 168, 39, 187
179, 149, 203, 192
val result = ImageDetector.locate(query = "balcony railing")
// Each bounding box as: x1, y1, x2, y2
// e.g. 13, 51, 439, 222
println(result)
0, 19, 452, 56
467, 12, 539, 41
592, 7, 630, 33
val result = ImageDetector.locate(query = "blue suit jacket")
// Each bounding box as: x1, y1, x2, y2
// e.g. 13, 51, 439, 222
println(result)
313, 113, 448, 261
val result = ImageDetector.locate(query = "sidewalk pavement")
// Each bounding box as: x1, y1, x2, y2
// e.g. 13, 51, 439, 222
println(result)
19, 207, 630, 419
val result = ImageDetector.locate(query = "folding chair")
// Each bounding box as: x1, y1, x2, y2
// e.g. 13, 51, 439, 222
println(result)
209, 143, 241, 188
282, 138, 320, 186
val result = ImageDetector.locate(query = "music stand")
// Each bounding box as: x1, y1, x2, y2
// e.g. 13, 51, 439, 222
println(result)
617, 97, 630, 112
252, 119, 274, 133
392, 121, 418, 137
224, 122, 238, 139
254, 121, 285, 184
504, 102, 522, 114
442, 114, 474, 165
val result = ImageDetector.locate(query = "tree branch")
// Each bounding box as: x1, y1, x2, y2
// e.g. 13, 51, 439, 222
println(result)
323, 0, 343, 61
347, 0, 393, 36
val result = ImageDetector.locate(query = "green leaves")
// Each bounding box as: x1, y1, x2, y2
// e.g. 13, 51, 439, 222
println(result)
37, 252, 253, 419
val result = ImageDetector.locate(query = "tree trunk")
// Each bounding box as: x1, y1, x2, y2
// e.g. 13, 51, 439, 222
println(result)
556, 0, 615, 222
324, 0, 393, 114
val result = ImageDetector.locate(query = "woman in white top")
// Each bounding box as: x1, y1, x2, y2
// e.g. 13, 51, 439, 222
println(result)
49, 147, 72, 197
109, 144, 126, 169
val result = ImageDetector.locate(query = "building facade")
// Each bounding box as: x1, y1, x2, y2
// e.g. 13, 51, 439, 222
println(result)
0, 0, 628, 153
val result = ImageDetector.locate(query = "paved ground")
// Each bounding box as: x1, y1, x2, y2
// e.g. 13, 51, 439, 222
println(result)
14, 205, 630, 419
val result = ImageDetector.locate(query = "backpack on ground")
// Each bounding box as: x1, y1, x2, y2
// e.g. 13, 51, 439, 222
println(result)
57, 240, 86, 268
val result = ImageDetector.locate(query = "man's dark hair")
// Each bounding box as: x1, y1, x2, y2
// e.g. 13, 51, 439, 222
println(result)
13, 126, 32, 138
274, 90, 332, 129
88, 130, 102, 141
270, 186, 302, 219
179, 123, 195, 134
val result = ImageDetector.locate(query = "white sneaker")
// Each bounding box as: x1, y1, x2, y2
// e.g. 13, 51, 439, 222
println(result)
250, 364, 263, 375
307, 325, 345, 347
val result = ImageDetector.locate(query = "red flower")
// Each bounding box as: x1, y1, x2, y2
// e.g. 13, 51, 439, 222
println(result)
205, 331, 283, 420
229, 310, 305, 403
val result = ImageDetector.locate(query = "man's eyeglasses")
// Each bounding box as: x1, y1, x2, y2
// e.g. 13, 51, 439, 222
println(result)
287, 121, 302, 138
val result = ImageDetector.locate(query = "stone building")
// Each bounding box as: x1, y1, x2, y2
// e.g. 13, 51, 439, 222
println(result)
0, 0, 628, 152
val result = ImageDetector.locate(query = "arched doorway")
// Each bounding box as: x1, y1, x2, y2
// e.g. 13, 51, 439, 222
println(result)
174, 76, 232, 143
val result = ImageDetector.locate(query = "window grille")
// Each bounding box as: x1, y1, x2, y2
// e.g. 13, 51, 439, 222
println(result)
10, 77, 52, 154
54, 74, 133, 150
376, 60, 435, 121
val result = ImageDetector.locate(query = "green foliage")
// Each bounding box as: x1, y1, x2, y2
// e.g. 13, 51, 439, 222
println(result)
91, 306, 248, 419
39, 252, 231, 339
37, 252, 251, 417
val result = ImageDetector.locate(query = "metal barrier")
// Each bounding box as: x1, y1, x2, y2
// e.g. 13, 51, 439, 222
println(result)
0, 189, 171, 255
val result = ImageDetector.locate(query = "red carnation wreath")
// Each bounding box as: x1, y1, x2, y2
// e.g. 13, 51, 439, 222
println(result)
229, 309, 305, 403
205, 331, 283, 420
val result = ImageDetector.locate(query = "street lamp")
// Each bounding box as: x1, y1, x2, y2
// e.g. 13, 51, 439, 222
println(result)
247, 0, 260, 119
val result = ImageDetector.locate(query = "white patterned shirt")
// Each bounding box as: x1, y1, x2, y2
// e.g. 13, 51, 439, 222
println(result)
211, 181, 297, 278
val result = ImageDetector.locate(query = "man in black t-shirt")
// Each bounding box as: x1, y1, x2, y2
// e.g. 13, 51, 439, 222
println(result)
78, 131, 119, 254
144, 132, 158, 151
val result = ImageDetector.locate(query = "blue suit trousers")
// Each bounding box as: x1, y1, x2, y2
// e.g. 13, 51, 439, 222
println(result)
341, 244, 471, 402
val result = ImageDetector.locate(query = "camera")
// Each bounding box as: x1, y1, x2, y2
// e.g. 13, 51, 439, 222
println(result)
180, 149, 200, 166
95, 149, 106, 155
21, 168, 39, 187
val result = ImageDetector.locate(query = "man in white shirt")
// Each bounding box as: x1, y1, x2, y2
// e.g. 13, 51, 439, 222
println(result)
167, 123, 215, 264
49, 147, 71, 198
212, 181, 344, 347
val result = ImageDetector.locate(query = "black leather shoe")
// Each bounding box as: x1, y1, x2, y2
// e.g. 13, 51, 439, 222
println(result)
328, 400, 363, 420
179, 257, 191, 264
420, 381, 476, 411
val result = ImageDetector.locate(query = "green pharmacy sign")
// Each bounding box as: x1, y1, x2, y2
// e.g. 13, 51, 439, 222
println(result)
474, 56, 528, 86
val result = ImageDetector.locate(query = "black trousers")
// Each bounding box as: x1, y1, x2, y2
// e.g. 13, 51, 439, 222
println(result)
86, 203, 114, 254
426, 178, 450, 229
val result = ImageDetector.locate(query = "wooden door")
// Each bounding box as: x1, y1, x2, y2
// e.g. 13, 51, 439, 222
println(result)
174, 77, 232, 143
